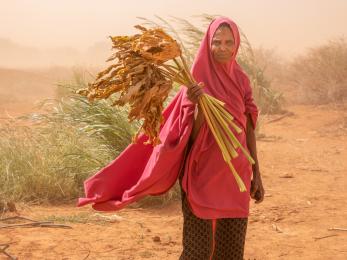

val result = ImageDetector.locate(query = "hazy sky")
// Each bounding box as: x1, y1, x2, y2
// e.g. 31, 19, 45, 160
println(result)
1, 0, 346, 57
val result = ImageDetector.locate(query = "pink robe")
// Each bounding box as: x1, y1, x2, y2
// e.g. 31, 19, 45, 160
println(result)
77, 17, 259, 219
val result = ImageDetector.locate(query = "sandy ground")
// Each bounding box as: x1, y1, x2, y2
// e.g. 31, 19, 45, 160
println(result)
0, 104, 346, 259
1, 68, 346, 259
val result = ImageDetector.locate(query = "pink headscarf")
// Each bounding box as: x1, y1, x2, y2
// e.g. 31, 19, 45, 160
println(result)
179, 17, 259, 218
191, 17, 258, 130
78, 17, 258, 219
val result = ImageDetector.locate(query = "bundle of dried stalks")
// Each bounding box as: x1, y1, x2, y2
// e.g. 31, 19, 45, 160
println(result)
77, 25, 254, 191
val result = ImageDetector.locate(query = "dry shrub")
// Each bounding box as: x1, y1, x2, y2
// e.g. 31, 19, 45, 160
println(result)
238, 45, 285, 114
287, 38, 347, 104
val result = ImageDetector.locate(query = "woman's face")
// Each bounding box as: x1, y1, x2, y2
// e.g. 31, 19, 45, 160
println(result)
211, 26, 235, 64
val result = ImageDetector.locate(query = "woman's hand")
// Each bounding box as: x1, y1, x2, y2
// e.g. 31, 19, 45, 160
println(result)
250, 172, 265, 204
187, 82, 204, 104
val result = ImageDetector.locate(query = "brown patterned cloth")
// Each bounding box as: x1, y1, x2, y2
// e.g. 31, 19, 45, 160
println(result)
179, 189, 214, 260
213, 217, 248, 260
178, 141, 248, 260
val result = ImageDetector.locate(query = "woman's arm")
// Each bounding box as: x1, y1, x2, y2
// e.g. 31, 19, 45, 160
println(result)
246, 113, 260, 175
245, 113, 265, 203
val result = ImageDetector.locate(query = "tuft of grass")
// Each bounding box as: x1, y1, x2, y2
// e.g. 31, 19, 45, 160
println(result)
0, 122, 115, 203
0, 72, 136, 204
33, 69, 139, 151
43, 212, 92, 224
42, 212, 119, 225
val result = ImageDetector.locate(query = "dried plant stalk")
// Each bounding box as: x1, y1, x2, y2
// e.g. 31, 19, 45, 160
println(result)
77, 25, 255, 191
77, 26, 181, 145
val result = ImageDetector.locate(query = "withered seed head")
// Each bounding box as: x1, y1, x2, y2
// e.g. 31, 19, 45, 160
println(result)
76, 25, 181, 145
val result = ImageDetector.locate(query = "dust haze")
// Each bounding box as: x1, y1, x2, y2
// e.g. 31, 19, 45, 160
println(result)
1, 0, 346, 114
1, 2, 347, 259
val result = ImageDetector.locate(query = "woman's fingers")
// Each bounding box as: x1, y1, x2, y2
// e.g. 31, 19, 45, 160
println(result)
255, 192, 264, 203
251, 178, 265, 204
255, 187, 265, 204
189, 85, 202, 95
187, 82, 204, 103
189, 82, 204, 91
191, 88, 203, 98
250, 180, 257, 198
198, 82, 205, 88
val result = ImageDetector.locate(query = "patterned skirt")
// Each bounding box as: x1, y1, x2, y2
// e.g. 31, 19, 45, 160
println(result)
179, 142, 248, 260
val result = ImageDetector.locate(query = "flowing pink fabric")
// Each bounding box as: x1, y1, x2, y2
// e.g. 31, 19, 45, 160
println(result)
77, 17, 259, 219
181, 17, 259, 218
77, 87, 195, 211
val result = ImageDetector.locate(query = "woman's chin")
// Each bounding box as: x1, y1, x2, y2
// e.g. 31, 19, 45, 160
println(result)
215, 58, 231, 64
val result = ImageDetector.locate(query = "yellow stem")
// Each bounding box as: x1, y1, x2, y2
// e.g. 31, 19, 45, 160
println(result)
179, 55, 195, 84
207, 95, 242, 133
207, 94, 226, 107
199, 96, 230, 162
201, 97, 246, 192
205, 97, 239, 148
160, 66, 188, 85
205, 97, 255, 165
208, 98, 242, 134
215, 122, 239, 159
226, 160, 247, 192
173, 58, 193, 86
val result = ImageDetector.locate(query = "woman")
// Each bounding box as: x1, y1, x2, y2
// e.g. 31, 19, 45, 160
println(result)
78, 17, 264, 260
178, 17, 265, 259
